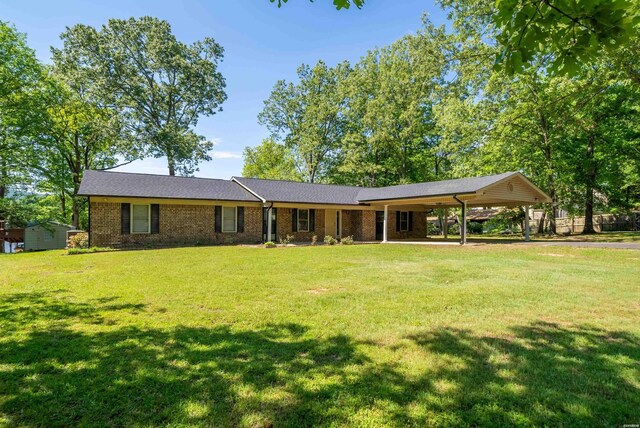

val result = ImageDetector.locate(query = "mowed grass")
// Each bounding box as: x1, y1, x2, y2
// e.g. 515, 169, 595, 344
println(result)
1, 244, 639, 427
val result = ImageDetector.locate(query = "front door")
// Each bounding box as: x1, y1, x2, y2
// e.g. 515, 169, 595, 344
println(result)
375, 211, 384, 240
262, 207, 277, 242
325, 209, 341, 239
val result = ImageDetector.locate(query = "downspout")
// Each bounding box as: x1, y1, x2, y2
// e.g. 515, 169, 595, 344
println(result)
452, 194, 467, 245
87, 196, 91, 247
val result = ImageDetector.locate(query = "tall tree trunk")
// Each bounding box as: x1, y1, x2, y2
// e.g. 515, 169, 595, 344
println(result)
71, 198, 80, 229
60, 192, 67, 219
0, 157, 6, 201
166, 146, 176, 176
539, 111, 557, 234
583, 134, 597, 234
537, 210, 546, 234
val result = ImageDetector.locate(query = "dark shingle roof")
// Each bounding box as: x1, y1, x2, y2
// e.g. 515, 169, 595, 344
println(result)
232, 177, 364, 205
78, 170, 260, 202
356, 172, 518, 202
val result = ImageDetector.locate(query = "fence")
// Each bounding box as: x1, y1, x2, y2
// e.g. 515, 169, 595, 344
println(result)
554, 213, 639, 234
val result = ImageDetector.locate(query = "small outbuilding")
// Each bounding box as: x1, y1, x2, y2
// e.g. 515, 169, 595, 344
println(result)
24, 221, 75, 251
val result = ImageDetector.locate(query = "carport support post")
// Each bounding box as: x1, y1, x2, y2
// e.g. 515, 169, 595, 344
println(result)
383, 205, 388, 243
524, 205, 530, 241
461, 201, 467, 245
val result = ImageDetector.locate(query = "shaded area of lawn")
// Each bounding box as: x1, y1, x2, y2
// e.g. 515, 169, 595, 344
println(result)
1, 291, 638, 427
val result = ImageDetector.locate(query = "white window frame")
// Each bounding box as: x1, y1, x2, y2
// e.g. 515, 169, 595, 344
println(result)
399, 211, 409, 232
131, 204, 151, 234
222, 206, 238, 233
297, 209, 310, 232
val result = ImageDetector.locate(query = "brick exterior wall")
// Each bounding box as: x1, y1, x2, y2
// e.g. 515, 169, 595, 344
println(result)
89, 201, 427, 247
90, 201, 262, 247
386, 210, 427, 240
276, 208, 326, 243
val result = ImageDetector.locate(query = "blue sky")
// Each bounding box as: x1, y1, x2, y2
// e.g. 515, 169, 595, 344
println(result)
3, 0, 447, 179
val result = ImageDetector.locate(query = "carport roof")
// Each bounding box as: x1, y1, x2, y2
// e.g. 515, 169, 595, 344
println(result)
356, 172, 518, 202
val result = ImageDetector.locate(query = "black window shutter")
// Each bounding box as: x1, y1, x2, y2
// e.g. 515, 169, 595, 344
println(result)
151, 204, 160, 234
396, 211, 401, 232
237, 207, 244, 233
292, 208, 298, 232
408, 211, 414, 232
121, 203, 130, 235
214, 206, 222, 233
309, 209, 315, 232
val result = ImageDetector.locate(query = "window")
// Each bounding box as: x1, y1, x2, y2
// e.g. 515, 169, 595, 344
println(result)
222, 206, 237, 233
131, 204, 150, 233
297, 209, 309, 232
43, 230, 53, 242
399, 211, 409, 232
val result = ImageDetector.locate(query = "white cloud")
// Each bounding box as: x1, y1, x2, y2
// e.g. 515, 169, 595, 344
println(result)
212, 151, 242, 159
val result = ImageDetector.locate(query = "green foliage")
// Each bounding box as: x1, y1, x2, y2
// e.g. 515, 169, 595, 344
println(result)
53, 17, 227, 176
0, 21, 47, 201
264, 241, 277, 248
242, 138, 301, 180
66, 246, 114, 255
67, 232, 89, 249
491, 0, 640, 75
340, 235, 354, 245
467, 222, 483, 234
259, 60, 351, 183
270, 0, 364, 10
279, 234, 294, 246
324, 235, 338, 245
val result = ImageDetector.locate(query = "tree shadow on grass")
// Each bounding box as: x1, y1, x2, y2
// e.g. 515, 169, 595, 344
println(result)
404, 322, 640, 426
0, 292, 638, 427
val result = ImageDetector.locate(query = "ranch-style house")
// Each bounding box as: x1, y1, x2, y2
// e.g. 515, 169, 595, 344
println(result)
78, 170, 551, 247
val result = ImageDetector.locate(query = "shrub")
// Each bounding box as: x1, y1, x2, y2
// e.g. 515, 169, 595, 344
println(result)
427, 222, 439, 235
448, 223, 460, 235
468, 222, 484, 234
264, 241, 276, 248
324, 235, 337, 245
279, 234, 294, 247
311, 235, 318, 246
341, 235, 354, 245
67, 246, 114, 255
68, 232, 89, 249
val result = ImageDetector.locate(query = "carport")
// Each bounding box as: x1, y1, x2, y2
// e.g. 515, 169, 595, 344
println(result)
357, 172, 552, 244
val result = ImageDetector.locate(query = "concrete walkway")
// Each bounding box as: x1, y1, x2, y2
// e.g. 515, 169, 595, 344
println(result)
384, 239, 640, 250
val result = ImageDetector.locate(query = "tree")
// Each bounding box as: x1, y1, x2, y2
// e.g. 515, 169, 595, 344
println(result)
259, 60, 350, 183
338, 24, 449, 186
31, 71, 136, 228
53, 17, 227, 176
242, 138, 301, 181
0, 21, 45, 204
271, 0, 639, 75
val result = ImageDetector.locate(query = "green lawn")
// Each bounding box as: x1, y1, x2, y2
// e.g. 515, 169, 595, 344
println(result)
1, 245, 639, 427
429, 231, 640, 243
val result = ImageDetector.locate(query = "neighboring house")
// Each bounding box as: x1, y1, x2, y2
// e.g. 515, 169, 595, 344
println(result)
24, 221, 75, 251
78, 170, 551, 247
